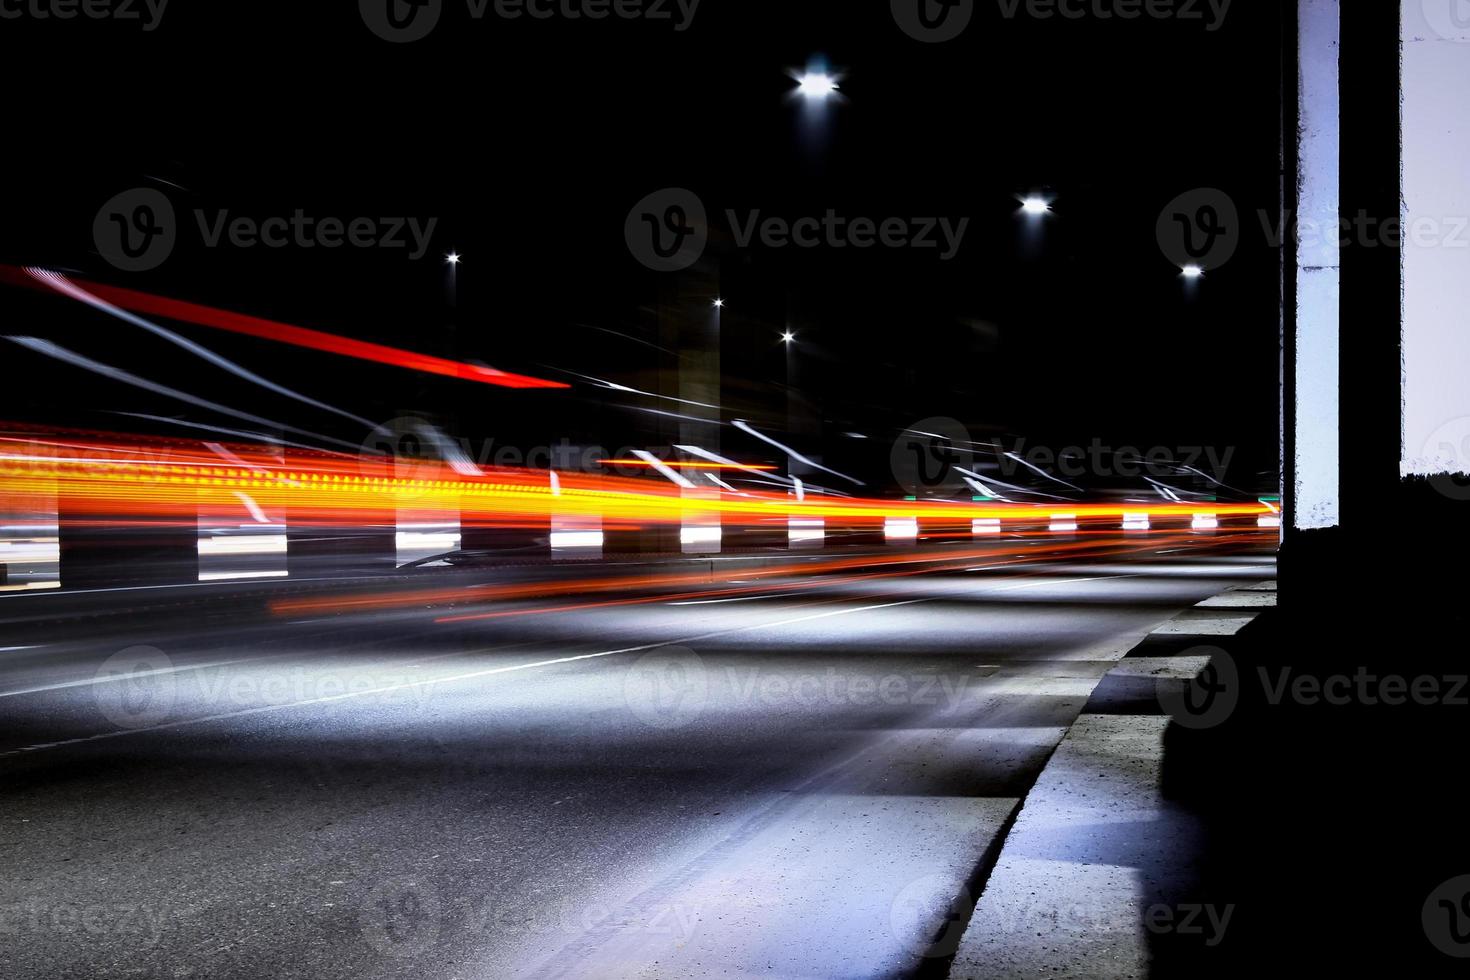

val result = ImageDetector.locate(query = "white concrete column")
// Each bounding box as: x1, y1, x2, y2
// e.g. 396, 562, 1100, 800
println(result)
1294, 0, 1341, 529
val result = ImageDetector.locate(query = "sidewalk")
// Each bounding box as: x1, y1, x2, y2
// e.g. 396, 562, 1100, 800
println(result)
946, 580, 1276, 979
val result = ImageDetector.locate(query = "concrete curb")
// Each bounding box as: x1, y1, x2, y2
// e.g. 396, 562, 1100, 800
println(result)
947, 579, 1276, 979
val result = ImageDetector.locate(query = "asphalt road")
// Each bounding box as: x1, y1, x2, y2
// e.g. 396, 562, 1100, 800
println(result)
0, 535, 1276, 979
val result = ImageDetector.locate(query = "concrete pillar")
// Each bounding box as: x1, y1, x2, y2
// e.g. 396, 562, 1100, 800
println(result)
285, 521, 396, 577
1291, 0, 1341, 532
58, 499, 198, 589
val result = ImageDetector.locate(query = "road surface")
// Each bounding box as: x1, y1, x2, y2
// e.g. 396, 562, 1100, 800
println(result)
0, 534, 1275, 979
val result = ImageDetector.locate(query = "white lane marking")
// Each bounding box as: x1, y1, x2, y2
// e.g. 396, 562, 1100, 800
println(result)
667, 593, 805, 606
0, 646, 39, 652
0, 571, 1182, 757
0, 657, 256, 700
0, 597, 932, 758
0, 574, 1125, 703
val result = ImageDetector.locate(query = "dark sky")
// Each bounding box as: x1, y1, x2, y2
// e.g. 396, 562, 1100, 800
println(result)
0, 0, 1284, 491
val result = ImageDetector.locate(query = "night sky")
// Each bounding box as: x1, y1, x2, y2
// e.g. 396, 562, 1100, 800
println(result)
1, 0, 1284, 493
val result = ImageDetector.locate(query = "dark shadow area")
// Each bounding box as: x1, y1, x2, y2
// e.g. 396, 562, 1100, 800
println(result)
1149, 581, 1470, 975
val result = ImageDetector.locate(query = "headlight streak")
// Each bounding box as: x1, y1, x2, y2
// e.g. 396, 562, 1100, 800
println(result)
25, 268, 380, 429
4, 337, 364, 451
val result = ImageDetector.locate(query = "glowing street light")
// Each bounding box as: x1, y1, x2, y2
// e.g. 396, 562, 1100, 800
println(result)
1181, 264, 1204, 279
446, 252, 461, 265
713, 298, 725, 309
1021, 197, 1051, 216
796, 72, 838, 100
781, 331, 796, 344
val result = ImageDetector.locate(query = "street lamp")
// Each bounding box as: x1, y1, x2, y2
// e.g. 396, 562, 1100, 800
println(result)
713, 298, 725, 309
1021, 197, 1051, 216
446, 252, 461, 265
796, 72, 838, 100
1181, 264, 1204, 279
781, 331, 796, 344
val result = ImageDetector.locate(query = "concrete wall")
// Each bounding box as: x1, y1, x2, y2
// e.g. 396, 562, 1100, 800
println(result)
1401, 2, 1470, 475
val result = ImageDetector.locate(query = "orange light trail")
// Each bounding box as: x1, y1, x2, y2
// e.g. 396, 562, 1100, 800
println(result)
0, 429, 1271, 529
597, 460, 778, 470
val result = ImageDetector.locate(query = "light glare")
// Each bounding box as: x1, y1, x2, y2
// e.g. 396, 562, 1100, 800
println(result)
797, 73, 837, 99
